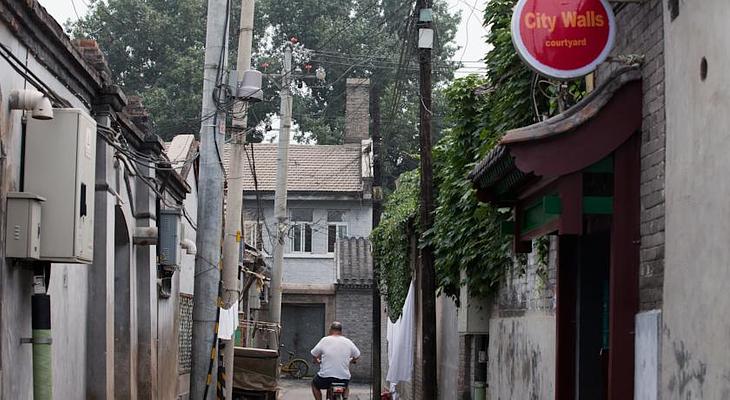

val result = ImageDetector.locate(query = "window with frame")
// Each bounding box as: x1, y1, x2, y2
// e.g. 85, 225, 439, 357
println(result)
242, 211, 262, 250
327, 210, 349, 253
243, 221, 260, 248
290, 209, 313, 253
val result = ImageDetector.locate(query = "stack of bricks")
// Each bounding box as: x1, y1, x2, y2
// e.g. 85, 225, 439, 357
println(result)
597, 0, 666, 311
126, 95, 151, 134
72, 39, 114, 85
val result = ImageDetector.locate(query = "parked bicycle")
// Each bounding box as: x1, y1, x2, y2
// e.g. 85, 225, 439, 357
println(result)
279, 346, 310, 379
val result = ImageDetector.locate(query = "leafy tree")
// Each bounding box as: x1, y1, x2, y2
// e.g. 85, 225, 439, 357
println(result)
71, 0, 209, 139
428, 0, 586, 299
72, 0, 460, 189
375, 0, 588, 308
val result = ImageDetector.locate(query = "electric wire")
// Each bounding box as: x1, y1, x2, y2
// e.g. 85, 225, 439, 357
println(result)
0, 42, 72, 108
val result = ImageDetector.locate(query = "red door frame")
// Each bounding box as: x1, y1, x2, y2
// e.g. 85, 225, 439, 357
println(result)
553, 134, 640, 400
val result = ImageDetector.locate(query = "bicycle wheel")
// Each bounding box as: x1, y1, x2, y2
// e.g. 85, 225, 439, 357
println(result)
288, 359, 309, 379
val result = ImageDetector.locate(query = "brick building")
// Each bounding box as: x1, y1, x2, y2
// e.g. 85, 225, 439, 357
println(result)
227, 79, 375, 382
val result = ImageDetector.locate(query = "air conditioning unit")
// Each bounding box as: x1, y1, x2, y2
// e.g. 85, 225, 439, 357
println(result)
24, 109, 96, 263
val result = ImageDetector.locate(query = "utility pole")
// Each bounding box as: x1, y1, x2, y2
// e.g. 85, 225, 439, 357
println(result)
269, 43, 294, 325
370, 83, 383, 400
221, 0, 256, 398
417, 1, 437, 399
191, 0, 229, 398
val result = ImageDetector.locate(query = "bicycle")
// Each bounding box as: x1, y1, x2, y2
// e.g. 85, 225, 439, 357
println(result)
279, 348, 310, 379
326, 382, 347, 400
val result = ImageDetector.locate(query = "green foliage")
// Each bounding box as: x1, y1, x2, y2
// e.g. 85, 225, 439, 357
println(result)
427, 76, 513, 299
371, 170, 419, 320
254, 0, 460, 190
376, 0, 588, 306
71, 0, 208, 139
72, 0, 460, 157
423, 0, 539, 300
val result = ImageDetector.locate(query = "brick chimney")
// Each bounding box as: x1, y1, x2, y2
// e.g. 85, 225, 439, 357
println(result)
344, 78, 370, 144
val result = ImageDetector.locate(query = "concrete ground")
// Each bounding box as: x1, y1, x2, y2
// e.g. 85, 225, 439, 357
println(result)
279, 378, 372, 400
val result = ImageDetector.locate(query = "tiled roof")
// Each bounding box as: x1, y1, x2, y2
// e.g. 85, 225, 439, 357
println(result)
223, 143, 364, 192
336, 237, 373, 287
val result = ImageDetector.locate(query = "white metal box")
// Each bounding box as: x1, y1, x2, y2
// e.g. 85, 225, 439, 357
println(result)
5, 192, 45, 259
24, 108, 97, 263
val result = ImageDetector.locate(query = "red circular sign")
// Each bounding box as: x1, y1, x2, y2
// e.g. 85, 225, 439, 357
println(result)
512, 0, 616, 79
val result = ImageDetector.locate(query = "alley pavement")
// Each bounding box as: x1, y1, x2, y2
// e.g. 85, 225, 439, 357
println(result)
279, 378, 372, 400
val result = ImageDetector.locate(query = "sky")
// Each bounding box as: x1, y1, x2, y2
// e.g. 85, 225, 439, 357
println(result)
37, 0, 490, 74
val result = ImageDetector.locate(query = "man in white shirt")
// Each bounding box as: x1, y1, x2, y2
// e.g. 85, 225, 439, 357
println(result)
310, 321, 361, 400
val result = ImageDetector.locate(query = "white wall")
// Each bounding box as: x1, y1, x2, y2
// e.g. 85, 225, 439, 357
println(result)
0, 22, 94, 400
248, 197, 372, 285
488, 314, 555, 400
179, 172, 198, 295
436, 296, 459, 400
662, 1, 730, 398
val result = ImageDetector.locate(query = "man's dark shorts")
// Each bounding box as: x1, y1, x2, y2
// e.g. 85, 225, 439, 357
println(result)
312, 374, 350, 390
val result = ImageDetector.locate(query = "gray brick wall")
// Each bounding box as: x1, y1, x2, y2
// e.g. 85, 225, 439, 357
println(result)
495, 237, 558, 317
457, 334, 474, 400
597, 0, 666, 311
335, 286, 373, 382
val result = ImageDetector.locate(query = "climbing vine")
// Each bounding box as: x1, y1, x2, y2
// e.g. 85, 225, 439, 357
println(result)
425, 0, 545, 300
371, 170, 419, 320
373, 0, 588, 313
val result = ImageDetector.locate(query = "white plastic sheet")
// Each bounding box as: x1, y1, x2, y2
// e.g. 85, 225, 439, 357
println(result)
386, 281, 416, 399
218, 300, 239, 340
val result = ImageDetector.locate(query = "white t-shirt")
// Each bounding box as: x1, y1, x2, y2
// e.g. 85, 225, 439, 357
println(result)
310, 335, 361, 380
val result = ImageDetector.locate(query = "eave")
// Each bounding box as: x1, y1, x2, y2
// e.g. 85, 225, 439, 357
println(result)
469, 66, 643, 204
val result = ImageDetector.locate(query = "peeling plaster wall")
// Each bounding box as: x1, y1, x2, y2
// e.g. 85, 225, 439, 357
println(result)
488, 237, 557, 400
662, 0, 730, 398
489, 315, 555, 400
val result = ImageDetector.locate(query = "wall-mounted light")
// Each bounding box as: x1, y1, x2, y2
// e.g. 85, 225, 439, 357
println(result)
9, 89, 53, 120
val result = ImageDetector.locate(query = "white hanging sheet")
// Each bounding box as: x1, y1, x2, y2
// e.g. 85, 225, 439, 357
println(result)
386, 280, 416, 398
218, 300, 239, 340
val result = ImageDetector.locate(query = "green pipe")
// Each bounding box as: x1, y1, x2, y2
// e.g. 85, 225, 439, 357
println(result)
473, 381, 486, 400
32, 293, 52, 400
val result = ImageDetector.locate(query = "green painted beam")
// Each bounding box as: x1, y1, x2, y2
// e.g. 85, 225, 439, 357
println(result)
544, 195, 562, 215
521, 196, 559, 233
583, 196, 613, 214
584, 156, 614, 174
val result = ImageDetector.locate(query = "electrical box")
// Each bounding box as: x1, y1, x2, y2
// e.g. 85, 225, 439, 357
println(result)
24, 108, 97, 263
458, 269, 491, 334
5, 192, 45, 259
159, 209, 181, 269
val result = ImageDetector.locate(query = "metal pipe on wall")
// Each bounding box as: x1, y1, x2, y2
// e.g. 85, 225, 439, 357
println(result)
30, 268, 52, 400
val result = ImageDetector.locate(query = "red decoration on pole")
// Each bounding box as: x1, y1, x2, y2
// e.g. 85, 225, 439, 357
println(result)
511, 0, 616, 79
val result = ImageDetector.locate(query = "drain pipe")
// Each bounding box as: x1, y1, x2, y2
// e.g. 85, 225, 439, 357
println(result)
473, 335, 488, 400
29, 268, 52, 400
